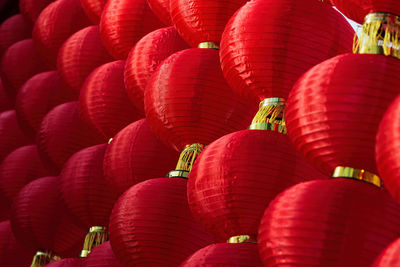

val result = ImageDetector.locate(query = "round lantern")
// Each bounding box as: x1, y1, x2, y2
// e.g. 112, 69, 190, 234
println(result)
180, 243, 263, 267
147, 0, 171, 25
258, 178, 400, 266
0, 79, 12, 112
33, 0, 91, 67
37, 101, 106, 171
19, 0, 55, 23
15, 71, 76, 139
57, 26, 113, 93
45, 258, 83, 267
109, 178, 214, 267
80, 0, 106, 24
124, 26, 189, 112
100, 0, 164, 59
79, 60, 143, 139
372, 238, 400, 267
0, 14, 32, 56
85, 242, 122, 267
0, 194, 9, 221
10, 176, 87, 265
60, 144, 116, 256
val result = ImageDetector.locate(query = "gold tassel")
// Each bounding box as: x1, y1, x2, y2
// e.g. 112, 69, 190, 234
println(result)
167, 143, 204, 178
80, 226, 108, 257
249, 97, 287, 134
31, 250, 60, 267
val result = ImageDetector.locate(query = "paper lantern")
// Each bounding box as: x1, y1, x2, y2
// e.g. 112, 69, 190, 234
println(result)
45, 258, 83, 267
147, 0, 171, 25
100, 0, 164, 59
0, 14, 32, 56
15, 71, 76, 139
258, 179, 400, 266
124, 26, 189, 112
80, 0, 106, 24
37, 101, 106, 171
0, 79, 12, 112
33, 0, 91, 67
79, 60, 143, 139
373, 238, 400, 267
19, 0, 55, 23
85, 242, 122, 267
109, 178, 214, 267
57, 26, 113, 93
180, 243, 263, 267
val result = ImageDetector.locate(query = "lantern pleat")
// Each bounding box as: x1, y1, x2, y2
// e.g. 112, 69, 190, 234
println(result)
57, 26, 113, 93
19, 0, 55, 23
147, 0, 171, 25
80, 0, 107, 24
85, 241, 122, 267
100, 0, 164, 59
0, 78, 13, 112
124, 26, 189, 112
109, 178, 214, 267
45, 258, 83, 267
79, 60, 143, 139
257, 179, 400, 266
180, 243, 263, 267
373, 238, 400, 267
220, 0, 355, 101
0, 14, 32, 57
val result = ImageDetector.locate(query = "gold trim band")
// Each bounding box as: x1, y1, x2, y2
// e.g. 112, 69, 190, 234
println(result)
227, 235, 257, 244
248, 122, 286, 133
198, 42, 219, 49
332, 166, 382, 188
167, 170, 189, 179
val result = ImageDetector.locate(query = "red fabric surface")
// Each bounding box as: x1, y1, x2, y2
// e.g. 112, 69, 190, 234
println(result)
45, 258, 83, 267
0, 193, 10, 221
0, 78, 13, 112
33, 0, 92, 67
19, 0, 55, 23
79, 60, 143, 139
124, 26, 189, 112
373, 238, 400, 267
60, 144, 117, 228
57, 26, 113, 93
15, 71, 76, 139
109, 178, 214, 267
188, 129, 328, 242
220, 0, 354, 102
147, 0, 171, 25
10, 176, 87, 257
0, 220, 33, 267
170, 0, 246, 47
258, 179, 400, 266
145, 48, 257, 151
285, 53, 400, 177
85, 241, 122, 267
37, 101, 106, 171
0, 14, 32, 57
80, 0, 107, 24
180, 243, 263, 267
103, 119, 179, 196
99, 0, 164, 59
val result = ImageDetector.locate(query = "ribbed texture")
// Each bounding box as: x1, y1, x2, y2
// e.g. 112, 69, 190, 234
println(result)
37, 101, 106, 171
19, 0, 55, 23
109, 178, 214, 267
220, 0, 355, 102
285, 53, 400, 176
170, 0, 246, 47
61, 144, 116, 227
80, 0, 107, 24
188, 130, 327, 242
99, 0, 164, 59
258, 179, 400, 266
147, 0, 171, 25
0, 79, 12, 112
145, 48, 257, 151
85, 241, 122, 267
33, 0, 92, 67
79, 60, 143, 139
15, 71, 76, 139
46, 258, 83, 267
373, 238, 400, 267
0, 14, 32, 57
0, 220, 33, 267
124, 26, 189, 112
10, 176, 87, 257
181, 243, 263, 267
57, 26, 113, 93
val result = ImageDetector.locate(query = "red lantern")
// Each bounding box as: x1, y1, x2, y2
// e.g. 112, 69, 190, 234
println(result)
80, 0, 107, 24
79, 60, 143, 139
0, 79, 12, 112
147, 0, 171, 25
45, 258, 83, 267
109, 178, 214, 267
57, 26, 113, 93
37, 101, 106, 171
33, 0, 91, 67
0, 14, 32, 57
180, 243, 263, 267
124, 26, 189, 112
19, 0, 55, 23
15, 71, 76, 139
373, 238, 400, 267
100, 0, 164, 59
85, 242, 122, 267
258, 179, 400, 266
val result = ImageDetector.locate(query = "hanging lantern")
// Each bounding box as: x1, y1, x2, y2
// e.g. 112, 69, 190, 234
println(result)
0, 14, 32, 57
60, 144, 117, 257
44, 258, 82, 267
258, 179, 400, 266
147, 0, 171, 25
85, 242, 122, 267
103, 119, 179, 196
0, 79, 12, 112
79, 60, 143, 139
19, 0, 55, 23
372, 238, 400, 267
33, 0, 91, 67
99, 0, 164, 59
80, 0, 106, 24
37, 101, 106, 171
57, 26, 113, 93
124, 26, 189, 112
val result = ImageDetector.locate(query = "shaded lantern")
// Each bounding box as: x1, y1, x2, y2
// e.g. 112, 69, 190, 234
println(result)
100, 0, 164, 59
372, 238, 400, 267
103, 119, 179, 196
37, 101, 106, 171
60, 144, 117, 257
15, 71, 76, 139
57, 26, 113, 93
79, 60, 143, 139
11, 176, 87, 266
85, 241, 122, 267
258, 179, 400, 266
80, 0, 107, 24
0, 14, 32, 57
45, 258, 83, 267
19, 0, 55, 23
33, 0, 91, 67
0, 78, 12, 112
124, 26, 189, 112
147, 0, 171, 25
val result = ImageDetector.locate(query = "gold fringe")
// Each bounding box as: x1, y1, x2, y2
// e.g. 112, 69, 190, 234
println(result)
80, 226, 108, 257
171, 143, 204, 177
249, 98, 287, 133
31, 250, 60, 267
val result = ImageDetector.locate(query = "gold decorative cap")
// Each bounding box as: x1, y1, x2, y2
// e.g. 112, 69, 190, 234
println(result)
227, 235, 257, 244
332, 166, 382, 188
167, 170, 189, 179
198, 42, 219, 49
